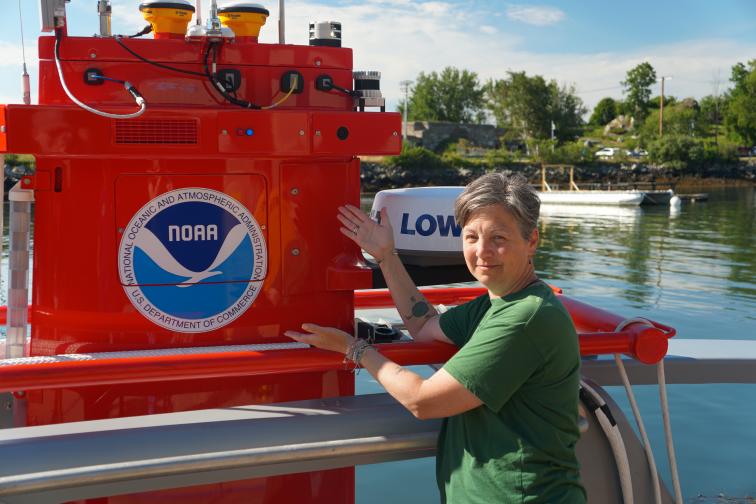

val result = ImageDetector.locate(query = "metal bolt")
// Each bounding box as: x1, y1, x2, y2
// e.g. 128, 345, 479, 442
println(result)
260, 225, 266, 230
220, 129, 228, 135
315, 60, 321, 67
90, 52, 97, 59
291, 248, 300, 256
118, 227, 124, 233
23, 178, 30, 185
315, 130, 321, 136
0, 125, 6, 133
290, 187, 299, 196
299, 130, 305, 136
392, 131, 398, 136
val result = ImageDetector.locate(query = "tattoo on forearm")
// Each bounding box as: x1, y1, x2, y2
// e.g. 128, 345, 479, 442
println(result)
406, 295, 435, 320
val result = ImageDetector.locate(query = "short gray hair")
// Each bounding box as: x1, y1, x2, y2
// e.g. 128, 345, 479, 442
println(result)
454, 173, 540, 238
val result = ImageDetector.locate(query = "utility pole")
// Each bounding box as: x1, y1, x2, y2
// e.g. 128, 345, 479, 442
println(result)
658, 75, 672, 137
400, 80, 412, 141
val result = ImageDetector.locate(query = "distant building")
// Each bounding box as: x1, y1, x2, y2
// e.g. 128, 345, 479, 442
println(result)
404, 121, 500, 152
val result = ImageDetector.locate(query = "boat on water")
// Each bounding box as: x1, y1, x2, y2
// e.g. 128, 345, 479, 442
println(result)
537, 164, 675, 206
0, 2, 753, 503
538, 189, 645, 206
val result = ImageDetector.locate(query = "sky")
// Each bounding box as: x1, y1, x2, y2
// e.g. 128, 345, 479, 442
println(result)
1, 0, 755, 115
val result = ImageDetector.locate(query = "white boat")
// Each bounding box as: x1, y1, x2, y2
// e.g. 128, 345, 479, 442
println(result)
538, 190, 645, 206
536, 164, 673, 206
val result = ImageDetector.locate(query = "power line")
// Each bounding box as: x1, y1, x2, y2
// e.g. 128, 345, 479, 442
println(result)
574, 85, 623, 95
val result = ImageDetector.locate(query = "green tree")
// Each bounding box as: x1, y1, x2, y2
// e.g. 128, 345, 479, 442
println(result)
640, 102, 705, 139
401, 67, 485, 123
699, 94, 726, 126
724, 60, 756, 145
486, 71, 585, 141
550, 82, 587, 140
487, 71, 552, 139
589, 97, 618, 126
622, 62, 657, 121
648, 95, 677, 109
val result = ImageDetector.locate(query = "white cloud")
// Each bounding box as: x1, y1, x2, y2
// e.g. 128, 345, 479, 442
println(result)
418, 2, 454, 16
506, 5, 566, 26
0, 41, 37, 68
264, 1, 750, 112
111, 2, 158, 33
3, 1, 750, 115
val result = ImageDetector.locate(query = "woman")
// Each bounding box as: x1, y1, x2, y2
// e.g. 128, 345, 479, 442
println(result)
285, 173, 586, 503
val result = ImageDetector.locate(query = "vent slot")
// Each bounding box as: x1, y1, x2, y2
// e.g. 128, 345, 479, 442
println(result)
115, 119, 198, 145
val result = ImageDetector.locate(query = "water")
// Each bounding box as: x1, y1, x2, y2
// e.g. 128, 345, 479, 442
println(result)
1, 187, 754, 501
356, 186, 756, 503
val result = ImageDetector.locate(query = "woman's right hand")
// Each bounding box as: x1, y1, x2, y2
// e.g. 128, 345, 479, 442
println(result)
338, 205, 395, 262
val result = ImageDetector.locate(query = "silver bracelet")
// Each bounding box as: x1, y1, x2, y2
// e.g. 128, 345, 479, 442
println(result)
344, 338, 373, 373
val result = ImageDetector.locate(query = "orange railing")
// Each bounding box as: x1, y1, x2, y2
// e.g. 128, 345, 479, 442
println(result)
0, 287, 675, 393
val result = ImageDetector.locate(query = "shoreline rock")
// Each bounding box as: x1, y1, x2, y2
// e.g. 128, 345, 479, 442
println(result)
360, 159, 756, 193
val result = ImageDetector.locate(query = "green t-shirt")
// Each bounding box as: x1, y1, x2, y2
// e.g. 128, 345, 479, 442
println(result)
437, 280, 586, 503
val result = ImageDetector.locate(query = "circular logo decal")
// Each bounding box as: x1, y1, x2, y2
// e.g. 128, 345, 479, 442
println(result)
118, 188, 267, 332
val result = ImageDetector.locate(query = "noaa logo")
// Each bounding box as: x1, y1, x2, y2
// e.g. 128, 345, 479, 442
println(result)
118, 188, 267, 333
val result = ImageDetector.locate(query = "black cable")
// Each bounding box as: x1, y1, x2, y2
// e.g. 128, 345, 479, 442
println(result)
127, 25, 153, 38
55, 27, 63, 59
331, 83, 359, 98
110, 33, 259, 109
203, 42, 260, 109
113, 35, 206, 77
94, 74, 126, 84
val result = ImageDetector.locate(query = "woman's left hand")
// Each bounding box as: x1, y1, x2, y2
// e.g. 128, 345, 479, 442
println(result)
284, 324, 354, 355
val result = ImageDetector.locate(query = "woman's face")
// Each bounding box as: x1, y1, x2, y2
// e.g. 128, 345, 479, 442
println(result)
462, 205, 538, 297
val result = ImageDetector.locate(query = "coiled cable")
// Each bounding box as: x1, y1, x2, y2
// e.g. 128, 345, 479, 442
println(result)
55, 30, 146, 119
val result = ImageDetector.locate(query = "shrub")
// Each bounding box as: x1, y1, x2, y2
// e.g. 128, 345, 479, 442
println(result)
647, 135, 737, 167
385, 145, 461, 185
484, 148, 517, 166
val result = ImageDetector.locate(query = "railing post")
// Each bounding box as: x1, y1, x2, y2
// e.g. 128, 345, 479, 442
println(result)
4, 181, 34, 427
5, 181, 33, 360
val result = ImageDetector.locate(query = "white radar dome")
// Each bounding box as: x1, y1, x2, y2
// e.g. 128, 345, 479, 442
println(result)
371, 187, 464, 266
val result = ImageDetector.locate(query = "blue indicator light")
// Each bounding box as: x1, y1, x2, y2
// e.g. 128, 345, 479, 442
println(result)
245, 128, 254, 136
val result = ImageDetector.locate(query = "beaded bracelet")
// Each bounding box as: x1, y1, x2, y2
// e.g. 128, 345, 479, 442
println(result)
344, 338, 373, 373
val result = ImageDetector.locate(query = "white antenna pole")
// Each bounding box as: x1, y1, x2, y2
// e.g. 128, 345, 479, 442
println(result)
278, 0, 285, 44
195, 0, 202, 26
97, 0, 112, 37
18, 0, 30, 105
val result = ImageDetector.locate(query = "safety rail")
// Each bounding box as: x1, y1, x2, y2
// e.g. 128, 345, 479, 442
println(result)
0, 382, 677, 504
0, 288, 675, 393
356, 287, 676, 363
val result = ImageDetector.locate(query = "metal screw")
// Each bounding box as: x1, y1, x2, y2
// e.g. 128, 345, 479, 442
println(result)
315, 60, 321, 67
290, 187, 299, 196
299, 130, 305, 136
220, 129, 228, 135
23, 178, 30, 185
392, 131, 398, 136
260, 225, 266, 230
315, 130, 321, 136
117, 227, 124, 233
291, 248, 300, 256
90, 52, 97, 59
0, 125, 6, 133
